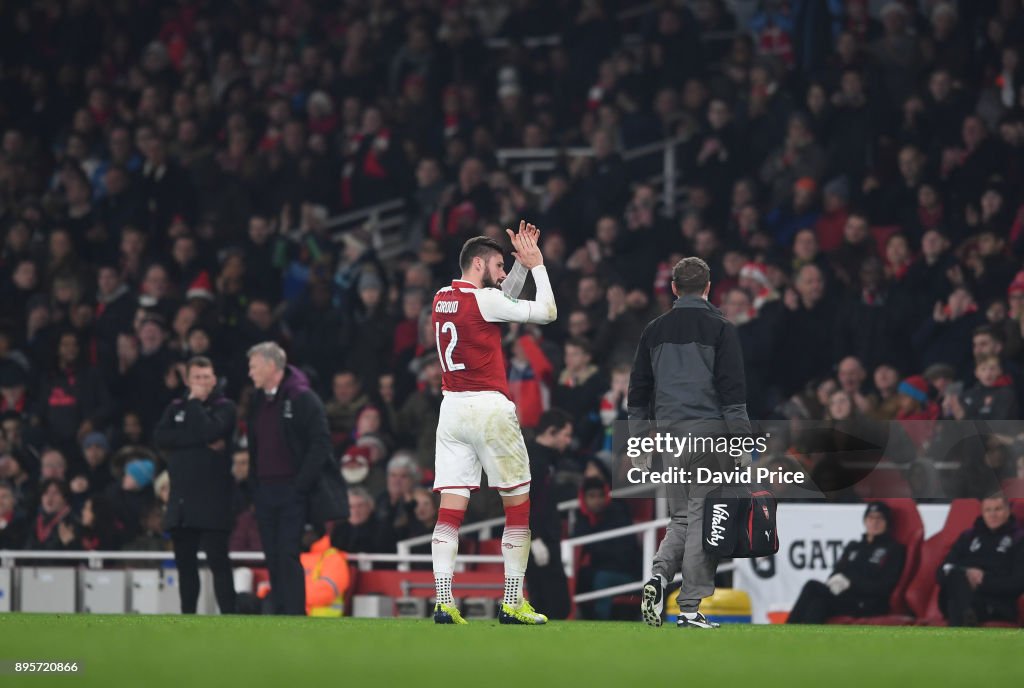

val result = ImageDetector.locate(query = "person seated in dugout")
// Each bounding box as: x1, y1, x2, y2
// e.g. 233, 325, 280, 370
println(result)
787, 502, 905, 624
938, 493, 1024, 627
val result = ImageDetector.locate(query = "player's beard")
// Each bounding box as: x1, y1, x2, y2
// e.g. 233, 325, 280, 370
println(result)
482, 268, 502, 289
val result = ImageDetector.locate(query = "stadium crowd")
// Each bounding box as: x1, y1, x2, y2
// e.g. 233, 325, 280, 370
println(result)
1, 0, 1024, 566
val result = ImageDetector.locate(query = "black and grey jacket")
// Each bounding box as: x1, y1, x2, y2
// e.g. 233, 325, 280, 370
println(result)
627, 295, 751, 435
154, 391, 237, 531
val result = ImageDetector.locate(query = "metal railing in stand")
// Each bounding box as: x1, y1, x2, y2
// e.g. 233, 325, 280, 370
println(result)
496, 135, 685, 216
0, 549, 503, 572
495, 146, 593, 194
321, 198, 409, 261
559, 519, 736, 604
321, 133, 687, 261
394, 484, 655, 572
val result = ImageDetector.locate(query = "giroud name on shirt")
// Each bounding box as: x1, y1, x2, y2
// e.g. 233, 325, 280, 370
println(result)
430, 262, 557, 493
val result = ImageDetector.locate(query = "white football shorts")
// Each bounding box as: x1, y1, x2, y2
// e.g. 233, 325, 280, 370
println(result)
433, 391, 531, 493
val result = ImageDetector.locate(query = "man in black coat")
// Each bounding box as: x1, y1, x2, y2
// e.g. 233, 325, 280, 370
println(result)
777, 264, 835, 396
246, 342, 332, 615
524, 409, 573, 620
788, 502, 906, 623
629, 257, 751, 629
153, 356, 237, 615
938, 494, 1024, 626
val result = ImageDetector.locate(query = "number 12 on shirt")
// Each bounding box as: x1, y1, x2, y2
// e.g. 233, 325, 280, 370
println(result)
435, 321, 465, 372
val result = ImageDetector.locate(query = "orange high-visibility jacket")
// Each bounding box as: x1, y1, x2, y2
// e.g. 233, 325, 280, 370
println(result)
302, 535, 350, 617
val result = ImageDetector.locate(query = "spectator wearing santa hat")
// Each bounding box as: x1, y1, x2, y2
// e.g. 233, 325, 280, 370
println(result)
738, 261, 780, 314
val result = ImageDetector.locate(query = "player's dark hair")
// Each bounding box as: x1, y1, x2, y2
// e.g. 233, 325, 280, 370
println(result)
186, 355, 214, 373
537, 409, 572, 435
565, 337, 593, 358
40, 477, 71, 505
981, 491, 1009, 506
973, 324, 1003, 343
459, 236, 504, 272
672, 256, 711, 295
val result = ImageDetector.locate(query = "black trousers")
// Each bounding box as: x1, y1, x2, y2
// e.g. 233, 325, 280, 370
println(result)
940, 569, 1017, 626
525, 539, 571, 620
787, 580, 884, 624
171, 527, 236, 614
254, 482, 306, 615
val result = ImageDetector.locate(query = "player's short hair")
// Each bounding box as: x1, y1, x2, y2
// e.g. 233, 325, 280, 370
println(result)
565, 337, 593, 358
981, 491, 1009, 507
387, 453, 422, 482
536, 409, 572, 436
672, 257, 711, 295
348, 486, 375, 509
973, 324, 1002, 343
247, 341, 287, 370
186, 356, 214, 373
459, 236, 504, 272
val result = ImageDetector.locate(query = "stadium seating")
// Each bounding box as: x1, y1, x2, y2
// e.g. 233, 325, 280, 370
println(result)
473, 539, 506, 573
903, 499, 1024, 627
1002, 479, 1024, 524
852, 469, 914, 500
353, 570, 503, 600
827, 498, 923, 625
1000, 478, 1024, 499
904, 499, 980, 626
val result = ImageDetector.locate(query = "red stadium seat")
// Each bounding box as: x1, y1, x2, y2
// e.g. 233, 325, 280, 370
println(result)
905, 499, 981, 626
1000, 478, 1024, 499
344, 564, 359, 615
870, 225, 901, 258
827, 498, 923, 625
628, 498, 654, 523
474, 539, 505, 573
1001, 479, 1024, 525
1013, 500, 1024, 526
853, 469, 914, 500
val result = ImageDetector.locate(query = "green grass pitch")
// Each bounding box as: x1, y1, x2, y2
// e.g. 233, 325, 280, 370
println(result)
0, 615, 1020, 687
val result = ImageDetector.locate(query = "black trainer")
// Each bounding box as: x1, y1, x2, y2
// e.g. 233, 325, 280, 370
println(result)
677, 611, 720, 629
641, 577, 664, 627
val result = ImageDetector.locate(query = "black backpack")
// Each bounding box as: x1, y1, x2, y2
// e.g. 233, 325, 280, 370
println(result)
701, 485, 779, 558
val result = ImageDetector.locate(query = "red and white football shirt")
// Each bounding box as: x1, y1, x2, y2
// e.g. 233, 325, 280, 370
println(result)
431, 269, 557, 399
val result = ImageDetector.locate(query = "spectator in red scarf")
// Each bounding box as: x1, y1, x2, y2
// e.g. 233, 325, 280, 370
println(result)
572, 476, 639, 620
34, 330, 112, 457
24, 478, 74, 550
884, 233, 913, 283
68, 494, 122, 551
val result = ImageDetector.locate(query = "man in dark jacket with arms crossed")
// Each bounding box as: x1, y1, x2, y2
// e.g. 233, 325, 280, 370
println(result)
154, 356, 237, 614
